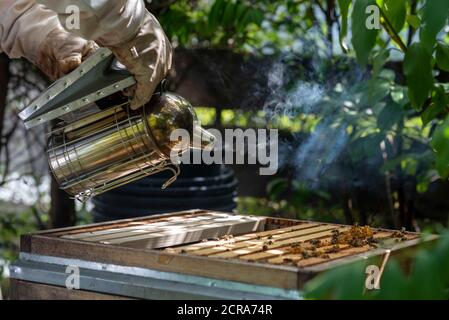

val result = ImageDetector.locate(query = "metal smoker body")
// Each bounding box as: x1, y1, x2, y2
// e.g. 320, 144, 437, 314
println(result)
19, 48, 214, 201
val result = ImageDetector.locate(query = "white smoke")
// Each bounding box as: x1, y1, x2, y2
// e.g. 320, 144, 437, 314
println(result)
261, 55, 358, 187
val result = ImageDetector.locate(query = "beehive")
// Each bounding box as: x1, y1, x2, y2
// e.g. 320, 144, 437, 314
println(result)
9, 210, 437, 300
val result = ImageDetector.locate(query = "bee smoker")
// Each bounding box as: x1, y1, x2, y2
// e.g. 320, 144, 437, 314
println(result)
19, 48, 214, 201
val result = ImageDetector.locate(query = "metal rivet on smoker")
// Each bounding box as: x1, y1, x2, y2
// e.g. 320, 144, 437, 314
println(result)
97, 91, 103, 96
114, 84, 119, 89
83, 98, 89, 102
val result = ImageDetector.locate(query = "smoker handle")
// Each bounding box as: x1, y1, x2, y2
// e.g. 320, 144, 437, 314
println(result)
110, 58, 168, 96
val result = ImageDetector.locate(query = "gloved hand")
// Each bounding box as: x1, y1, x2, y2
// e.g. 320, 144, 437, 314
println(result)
34, 27, 98, 80
103, 11, 172, 110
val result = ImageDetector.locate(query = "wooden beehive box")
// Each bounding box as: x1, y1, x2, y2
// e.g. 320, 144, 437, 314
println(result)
11, 209, 437, 299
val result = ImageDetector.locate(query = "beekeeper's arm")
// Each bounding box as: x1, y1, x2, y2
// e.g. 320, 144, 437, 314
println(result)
0, 0, 97, 80
36, 0, 173, 109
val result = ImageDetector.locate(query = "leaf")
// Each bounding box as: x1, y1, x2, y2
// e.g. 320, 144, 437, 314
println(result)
208, 0, 226, 31
338, 0, 351, 52
420, 0, 449, 52
304, 262, 367, 300
409, 251, 447, 299
351, 0, 379, 64
235, 2, 247, 20
377, 101, 404, 131
406, 14, 420, 29
431, 116, 449, 178
235, 3, 249, 32
373, 260, 409, 299
436, 43, 449, 72
266, 178, 288, 201
363, 78, 390, 106
403, 43, 434, 109
238, 8, 263, 30
349, 133, 384, 162
422, 86, 447, 125
382, 0, 406, 32
221, 1, 237, 28
372, 48, 390, 78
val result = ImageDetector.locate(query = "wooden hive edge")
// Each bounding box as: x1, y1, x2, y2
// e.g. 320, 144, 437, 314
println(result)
24, 233, 304, 290
20, 213, 438, 291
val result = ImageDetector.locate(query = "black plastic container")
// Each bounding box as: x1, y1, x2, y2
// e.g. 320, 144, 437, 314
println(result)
91, 163, 237, 222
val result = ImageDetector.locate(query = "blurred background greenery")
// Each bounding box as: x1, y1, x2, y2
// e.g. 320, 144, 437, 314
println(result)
1, 0, 449, 299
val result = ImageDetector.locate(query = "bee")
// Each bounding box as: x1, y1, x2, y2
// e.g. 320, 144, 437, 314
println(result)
325, 245, 340, 254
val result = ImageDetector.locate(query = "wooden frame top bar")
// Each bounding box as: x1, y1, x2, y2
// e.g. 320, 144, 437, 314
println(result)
20, 209, 437, 290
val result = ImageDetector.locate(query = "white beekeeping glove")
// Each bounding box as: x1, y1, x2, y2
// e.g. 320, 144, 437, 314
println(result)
101, 11, 172, 110
35, 27, 98, 80
35, 1, 173, 109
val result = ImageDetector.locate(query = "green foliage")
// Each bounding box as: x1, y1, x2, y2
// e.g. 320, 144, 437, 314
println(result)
421, 86, 448, 126
159, 0, 264, 50
382, 0, 406, 33
337, 0, 351, 52
351, 0, 378, 64
406, 14, 420, 30
305, 232, 449, 299
431, 115, 449, 177
404, 43, 434, 109
0, 207, 37, 282
332, 0, 449, 196
420, 0, 449, 53
436, 43, 449, 72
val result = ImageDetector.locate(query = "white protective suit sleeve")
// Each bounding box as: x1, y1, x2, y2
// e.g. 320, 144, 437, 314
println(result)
35, 0, 173, 109
34, 0, 146, 46
0, 0, 172, 107
0, 0, 60, 61
0, 0, 98, 79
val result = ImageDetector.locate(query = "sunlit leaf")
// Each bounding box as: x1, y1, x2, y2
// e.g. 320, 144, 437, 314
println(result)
382, 0, 406, 32
406, 14, 420, 29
